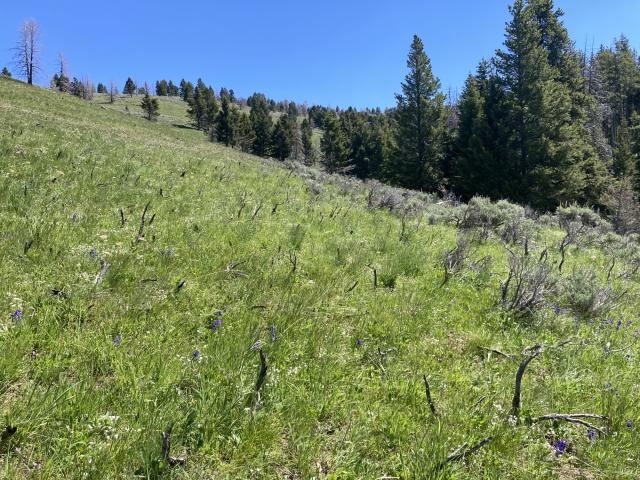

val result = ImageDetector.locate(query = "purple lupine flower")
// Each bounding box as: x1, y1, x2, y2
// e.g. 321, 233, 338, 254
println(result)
626, 419, 633, 429
554, 439, 568, 454
192, 349, 200, 360
11, 309, 23, 321
270, 325, 276, 342
356, 339, 364, 347
89, 246, 95, 258
616, 319, 622, 330
213, 318, 222, 328
587, 429, 595, 441
113, 335, 121, 346
552, 305, 561, 315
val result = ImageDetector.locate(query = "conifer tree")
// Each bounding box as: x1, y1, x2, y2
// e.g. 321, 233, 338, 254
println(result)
301, 119, 315, 164
249, 93, 273, 156
155, 80, 168, 96
216, 93, 236, 146
179, 79, 194, 102
1, 67, 11, 77
394, 35, 446, 190
141, 93, 159, 121
123, 77, 136, 97
272, 114, 293, 160
320, 111, 349, 173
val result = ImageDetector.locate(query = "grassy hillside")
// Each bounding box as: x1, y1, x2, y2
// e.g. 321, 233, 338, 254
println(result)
1, 78, 639, 479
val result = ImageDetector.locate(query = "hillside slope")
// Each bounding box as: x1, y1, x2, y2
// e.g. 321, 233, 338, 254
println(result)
1, 78, 639, 479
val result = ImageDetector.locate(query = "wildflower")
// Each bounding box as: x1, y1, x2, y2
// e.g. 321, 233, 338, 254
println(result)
113, 335, 121, 346
616, 319, 622, 330
626, 419, 633, 429
212, 318, 222, 328
89, 246, 95, 258
270, 325, 276, 342
11, 309, 23, 321
604, 383, 612, 391
552, 305, 561, 315
192, 349, 200, 360
356, 339, 364, 347
554, 439, 567, 454
587, 429, 595, 441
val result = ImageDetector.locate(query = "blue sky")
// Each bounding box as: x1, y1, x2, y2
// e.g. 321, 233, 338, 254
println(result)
1, 0, 638, 109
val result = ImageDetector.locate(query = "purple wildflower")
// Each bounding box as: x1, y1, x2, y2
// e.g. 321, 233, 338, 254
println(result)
213, 318, 222, 328
89, 246, 95, 258
113, 335, 121, 346
587, 429, 595, 441
626, 419, 633, 429
616, 319, 622, 330
356, 339, 364, 347
554, 439, 567, 454
552, 305, 561, 315
192, 349, 200, 360
11, 309, 23, 321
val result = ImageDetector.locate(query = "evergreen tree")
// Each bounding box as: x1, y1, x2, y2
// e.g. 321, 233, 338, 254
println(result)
301, 119, 315, 164
96, 82, 107, 93
179, 79, 194, 102
1, 67, 11, 77
216, 93, 236, 146
188, 79, 218, 131
141, 93, 160, 121
320, 111, 349, 173
155, 79, 168, 96
235, 112, 255, 152
168, 80, 179, 96
272, 114, 293, 160
123, 77, 136, 97
493, 0, 599, 209
249, 93, 273, 156
394, 35, 446, 190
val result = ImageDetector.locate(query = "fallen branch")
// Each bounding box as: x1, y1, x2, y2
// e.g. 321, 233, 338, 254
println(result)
436, 436, 495, 471
531, 413, 608, 435
136, 201, 151, 242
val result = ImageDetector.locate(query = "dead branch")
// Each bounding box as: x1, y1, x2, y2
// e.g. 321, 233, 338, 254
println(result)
423, 375, 438, 416
510, 344, 543, 417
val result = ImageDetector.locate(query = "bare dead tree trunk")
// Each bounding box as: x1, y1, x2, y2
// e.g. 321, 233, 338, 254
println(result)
14, 19, 41, 85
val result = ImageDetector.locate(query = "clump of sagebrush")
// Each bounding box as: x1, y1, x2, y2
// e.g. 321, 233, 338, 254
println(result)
441, 234, 470, 285
454, 197, 526, 241
562, 267, 627, 320
501, 249, 556, 316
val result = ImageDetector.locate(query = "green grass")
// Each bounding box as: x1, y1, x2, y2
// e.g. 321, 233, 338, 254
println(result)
91, 93, 192, 127
1, 78, 639, 479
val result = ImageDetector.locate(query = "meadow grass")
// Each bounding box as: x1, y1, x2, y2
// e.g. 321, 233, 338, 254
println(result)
1, 78, 639, 479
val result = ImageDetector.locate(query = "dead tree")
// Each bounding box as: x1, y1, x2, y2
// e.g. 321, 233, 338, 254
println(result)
14, 19, 41, 85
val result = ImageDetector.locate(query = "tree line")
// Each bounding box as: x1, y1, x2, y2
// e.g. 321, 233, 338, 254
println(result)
4, 1, 639, 213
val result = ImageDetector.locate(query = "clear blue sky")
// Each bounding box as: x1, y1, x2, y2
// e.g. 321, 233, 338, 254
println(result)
1, 0, 638, 109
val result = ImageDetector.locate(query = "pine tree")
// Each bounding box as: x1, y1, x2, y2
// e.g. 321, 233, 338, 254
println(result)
235, 112, 255, 152
168, 80, 179, 96
300, 119, 315, 164
249, 93, 273, 156
320, 111, 349, 173
141, 93, 160, 121
188, 79, 218, 131
155, 80, 168, 96
216, 93, 236, 146
493, 0, 600, 209
394, 35, 446, 190
1, 67, 11, 77
123, 77, 136, 97
179, 79, 194, 102
96, 83, 107, 94
272, 114, 293, 160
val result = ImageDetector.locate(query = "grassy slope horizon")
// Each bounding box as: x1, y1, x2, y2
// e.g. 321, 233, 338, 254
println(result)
1, 78, 639, 479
